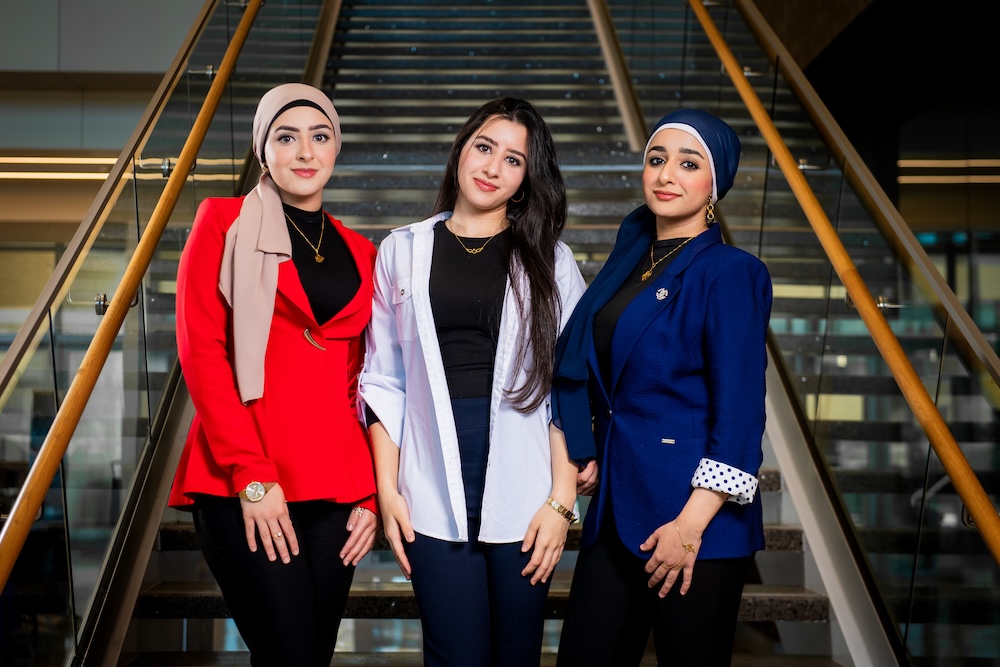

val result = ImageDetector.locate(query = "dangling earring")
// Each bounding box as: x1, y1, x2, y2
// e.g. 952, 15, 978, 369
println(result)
510, 190, 524, 203
706, 197, 715, 225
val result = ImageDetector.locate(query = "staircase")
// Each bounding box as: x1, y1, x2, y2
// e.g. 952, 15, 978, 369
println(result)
125, 468, 831, 666
3, 1, 997, 666
119, 1, 840, 665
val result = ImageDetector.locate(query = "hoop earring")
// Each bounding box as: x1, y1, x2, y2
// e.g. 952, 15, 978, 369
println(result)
706, 197, 715, 225
510, 190, 524, 203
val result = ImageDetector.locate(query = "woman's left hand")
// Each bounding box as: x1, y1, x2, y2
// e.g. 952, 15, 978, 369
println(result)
640, 520, 701, 597
520, 503, 571, 585
340, 506, 379, 566
575, 460, 599, 496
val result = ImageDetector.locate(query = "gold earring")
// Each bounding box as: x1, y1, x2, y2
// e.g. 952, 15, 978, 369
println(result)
706, 197, 715, 224
510, 190, 524, 203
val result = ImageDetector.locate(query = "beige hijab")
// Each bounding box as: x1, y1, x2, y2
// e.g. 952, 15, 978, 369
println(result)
218, 83, 342, 403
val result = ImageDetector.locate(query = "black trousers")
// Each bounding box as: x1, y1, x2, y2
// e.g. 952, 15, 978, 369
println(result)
556, 518, 751, 667
191, 496, 356, 667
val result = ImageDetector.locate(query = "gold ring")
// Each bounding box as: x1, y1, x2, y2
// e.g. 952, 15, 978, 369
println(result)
274, 532, 283, 538
353, 506, 365, 517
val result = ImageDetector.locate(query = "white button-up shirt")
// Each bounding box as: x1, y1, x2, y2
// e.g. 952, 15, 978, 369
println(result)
358, 212, 586, 543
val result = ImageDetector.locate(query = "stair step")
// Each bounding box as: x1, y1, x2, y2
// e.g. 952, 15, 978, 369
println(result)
120, 650, 846, 667
133, 581, 829, 623
155, 521, 804, 554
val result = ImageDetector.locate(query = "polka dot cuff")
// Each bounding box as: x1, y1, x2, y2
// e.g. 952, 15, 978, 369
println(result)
691, 458, 758, 505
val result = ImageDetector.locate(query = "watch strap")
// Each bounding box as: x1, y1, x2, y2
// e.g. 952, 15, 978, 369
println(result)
238, 481, 276, 501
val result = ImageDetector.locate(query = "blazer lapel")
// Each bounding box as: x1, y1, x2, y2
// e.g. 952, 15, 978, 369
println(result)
319, 215, 375, 336
276, 259, 316, 323
607, 225, 722, 397
608, 272, 681, 397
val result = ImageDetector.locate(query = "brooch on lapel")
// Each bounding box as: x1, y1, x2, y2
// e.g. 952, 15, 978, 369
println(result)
655, 288, 669, 301
303, 328, 327, 351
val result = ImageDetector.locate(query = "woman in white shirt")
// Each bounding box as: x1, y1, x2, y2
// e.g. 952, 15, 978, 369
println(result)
359, 97, 585, 667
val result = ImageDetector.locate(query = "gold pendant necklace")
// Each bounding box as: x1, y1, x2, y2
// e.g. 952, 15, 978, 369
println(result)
450, 222, 504, 255
285, 212, 325, 263
640, 236, 693, 282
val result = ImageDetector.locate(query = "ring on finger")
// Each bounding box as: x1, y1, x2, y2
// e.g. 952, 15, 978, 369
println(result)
274, 532, 283, 538
353, 506, 365, 517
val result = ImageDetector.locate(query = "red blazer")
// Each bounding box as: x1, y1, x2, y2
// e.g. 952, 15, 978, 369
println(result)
168, 197, 378, 512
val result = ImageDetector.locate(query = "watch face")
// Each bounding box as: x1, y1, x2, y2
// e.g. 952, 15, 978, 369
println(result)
245, 481, 266, 502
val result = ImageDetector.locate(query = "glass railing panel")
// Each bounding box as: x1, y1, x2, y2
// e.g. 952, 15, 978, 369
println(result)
56, 2, 267, 634
54, 170, 146, 666
0, 2, 318, 663
859, 248, 1000, 664
0, 313, 71, 667
916, 229, 1000, 352
715, 4, 1000, 665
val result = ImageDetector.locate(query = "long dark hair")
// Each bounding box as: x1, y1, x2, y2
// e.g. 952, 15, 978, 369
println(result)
433, 97, 567, 413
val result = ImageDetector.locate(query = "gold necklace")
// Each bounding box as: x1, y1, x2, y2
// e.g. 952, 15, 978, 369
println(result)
640, 236, 693, 282
285, 212, 325, 263
450, 223, 504, 255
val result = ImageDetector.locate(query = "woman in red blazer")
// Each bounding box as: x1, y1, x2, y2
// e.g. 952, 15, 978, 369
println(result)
168, 83, 378, 667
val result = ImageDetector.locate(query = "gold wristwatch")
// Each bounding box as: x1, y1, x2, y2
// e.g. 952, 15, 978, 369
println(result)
238, 481, 276, 502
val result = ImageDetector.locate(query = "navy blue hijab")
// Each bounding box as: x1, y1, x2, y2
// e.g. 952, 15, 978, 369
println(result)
552, 109, 742, 461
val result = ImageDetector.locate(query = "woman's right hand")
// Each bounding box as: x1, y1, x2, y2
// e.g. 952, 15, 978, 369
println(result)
378, 489, 415, 579
240, 483, 298, 564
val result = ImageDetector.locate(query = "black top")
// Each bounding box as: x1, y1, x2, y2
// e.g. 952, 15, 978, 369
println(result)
283, 204, 360, 324
365, 219, 511, 426
430, 220, 511, 399
593, 237, 689, 385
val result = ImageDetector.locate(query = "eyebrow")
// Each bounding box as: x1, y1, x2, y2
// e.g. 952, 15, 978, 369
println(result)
648, 144, 705, 159
272, 124, 333, 133
478, 134, 528, 161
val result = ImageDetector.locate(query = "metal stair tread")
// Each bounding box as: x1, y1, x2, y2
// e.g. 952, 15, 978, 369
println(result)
134, 580, 829, 623
119, 650, 846, 667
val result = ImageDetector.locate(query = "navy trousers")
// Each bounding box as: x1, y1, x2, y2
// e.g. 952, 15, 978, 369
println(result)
404, 396, 552, 667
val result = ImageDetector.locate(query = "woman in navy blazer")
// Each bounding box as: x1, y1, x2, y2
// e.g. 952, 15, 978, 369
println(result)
553, 109, 773, 666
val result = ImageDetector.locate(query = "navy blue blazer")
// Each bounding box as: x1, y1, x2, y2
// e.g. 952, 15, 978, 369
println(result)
568, 222, 772, 560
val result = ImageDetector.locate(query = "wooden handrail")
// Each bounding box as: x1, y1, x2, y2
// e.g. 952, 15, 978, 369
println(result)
734, 0, 1000, 414
0, 0, 265, 591
587, 0, 646, 152
687, 0, 1000, 565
